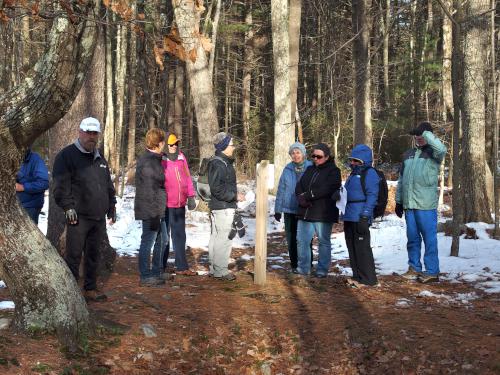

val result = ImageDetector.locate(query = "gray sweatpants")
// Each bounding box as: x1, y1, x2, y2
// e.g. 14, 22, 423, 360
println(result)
208, 208, 235, 277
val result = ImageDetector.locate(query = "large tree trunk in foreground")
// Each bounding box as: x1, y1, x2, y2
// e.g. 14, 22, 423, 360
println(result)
271, 0, 294, 189
173, 0, 219, 159
0, 1, 100, 344
352, 0, 373, 147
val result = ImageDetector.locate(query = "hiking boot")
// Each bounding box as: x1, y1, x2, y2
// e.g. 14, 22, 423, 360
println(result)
417, 274, 439, 284
83, 289, 107, 302
214, 273, 236, 281
290, 268, 299, 274
139, 277, 165, 287
401, 268, 422, 280
314, 272, 327, 278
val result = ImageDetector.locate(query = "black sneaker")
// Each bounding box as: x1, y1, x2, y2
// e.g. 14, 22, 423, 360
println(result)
417, 274, 439, 283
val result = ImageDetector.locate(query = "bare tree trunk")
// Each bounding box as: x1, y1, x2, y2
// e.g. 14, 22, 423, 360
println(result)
442, 0, 454, 121
289, 0, 301, 127
450, 0, 463, 257
104, 11, 115, 170
491, 0, 499, 237
127, 5, 138, 169
461, 0, 492, 223
352, 0, 373, 147
383, 0, 390, 108
174, 61, 184, 137
208, 0, 221, 81
173, 0, 219, 159
0, 1, 101, 343
242, 0, 254, 150
271, 0, 294, 189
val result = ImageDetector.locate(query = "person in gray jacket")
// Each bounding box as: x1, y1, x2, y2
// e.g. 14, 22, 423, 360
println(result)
207, 132, 244, 281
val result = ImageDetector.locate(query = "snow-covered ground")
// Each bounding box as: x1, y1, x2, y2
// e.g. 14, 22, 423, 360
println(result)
1, 184, 499, 310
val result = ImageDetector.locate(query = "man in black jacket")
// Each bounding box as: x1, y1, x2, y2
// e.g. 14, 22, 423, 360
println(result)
207, 132, 244, 281
295, 143, 341, 277
53, 117, 116, 302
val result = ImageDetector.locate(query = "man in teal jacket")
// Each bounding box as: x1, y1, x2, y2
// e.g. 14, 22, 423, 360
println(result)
395, 122, 447, 283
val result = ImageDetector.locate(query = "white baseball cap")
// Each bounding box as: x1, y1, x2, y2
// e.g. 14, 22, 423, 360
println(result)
79, 117, 101, 132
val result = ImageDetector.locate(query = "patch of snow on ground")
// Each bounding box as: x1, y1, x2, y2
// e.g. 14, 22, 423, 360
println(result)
0, 301, 14, 310
418, 290, 478, 304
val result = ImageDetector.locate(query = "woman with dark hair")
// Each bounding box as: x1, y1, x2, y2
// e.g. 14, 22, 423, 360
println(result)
295, 143, 341, 278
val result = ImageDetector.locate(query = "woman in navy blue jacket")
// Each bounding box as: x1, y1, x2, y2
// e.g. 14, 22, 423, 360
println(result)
274, 142, 312, 272
344, 144, 379, 287
16, 149, 49, 224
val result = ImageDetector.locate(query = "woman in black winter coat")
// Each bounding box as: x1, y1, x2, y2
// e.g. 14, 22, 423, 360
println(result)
134, 128, 168, 286
295, 143, 341, 277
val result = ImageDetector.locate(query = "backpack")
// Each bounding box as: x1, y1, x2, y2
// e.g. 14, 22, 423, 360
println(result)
196, 155, 227, 202
359, 167, 388, 219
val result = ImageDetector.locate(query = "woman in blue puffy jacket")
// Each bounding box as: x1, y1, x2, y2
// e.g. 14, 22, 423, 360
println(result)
344, 144, 379, 287
274, 142, 312, 272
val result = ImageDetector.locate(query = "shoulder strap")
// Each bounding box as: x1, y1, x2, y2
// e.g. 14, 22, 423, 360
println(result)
211, 155, 228, 167
360, 166, 372, 197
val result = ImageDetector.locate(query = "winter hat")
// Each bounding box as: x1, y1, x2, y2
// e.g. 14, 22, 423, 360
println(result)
288, 142, 307, 157
312, 143, 331, 158
214, 132, 232, 152
409, 121, 433, 136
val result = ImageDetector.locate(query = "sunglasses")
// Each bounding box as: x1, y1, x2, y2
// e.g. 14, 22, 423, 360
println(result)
311, 154, 324, 159
168, 142, 179, 147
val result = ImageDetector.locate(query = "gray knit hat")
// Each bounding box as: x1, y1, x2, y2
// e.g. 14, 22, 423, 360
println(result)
288, 142, 307, 157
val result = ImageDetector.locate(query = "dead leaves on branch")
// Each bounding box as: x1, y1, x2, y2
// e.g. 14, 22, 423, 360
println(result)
154, 27, 212, 70
103, 0, 133, 21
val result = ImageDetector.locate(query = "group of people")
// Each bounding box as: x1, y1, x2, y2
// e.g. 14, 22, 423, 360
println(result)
16, 116, 446, 300
275, 121, 446, 287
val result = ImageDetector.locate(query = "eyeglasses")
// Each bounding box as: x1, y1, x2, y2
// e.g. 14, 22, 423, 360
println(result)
311, 154, 324, 159
168, 142, 179, 147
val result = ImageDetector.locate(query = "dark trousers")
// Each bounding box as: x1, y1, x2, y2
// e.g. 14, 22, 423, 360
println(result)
344, 221, 378, 285
284, 213, 312, 269
162, 207, 189, 271
65, 216, 106, 291
24, 207, 42, 225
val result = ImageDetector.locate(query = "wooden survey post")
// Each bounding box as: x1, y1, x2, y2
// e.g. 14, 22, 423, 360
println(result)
254, 160, 269, 285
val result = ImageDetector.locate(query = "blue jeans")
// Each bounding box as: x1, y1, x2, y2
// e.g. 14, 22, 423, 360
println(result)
24, 207, 42, 225
405, 209, 439, 275
296, 220, 333, 275
138, 218, 167, 280
163, 207, 189, 271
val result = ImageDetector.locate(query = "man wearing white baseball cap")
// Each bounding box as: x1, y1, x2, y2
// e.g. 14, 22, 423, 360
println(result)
52, 117, 116, 302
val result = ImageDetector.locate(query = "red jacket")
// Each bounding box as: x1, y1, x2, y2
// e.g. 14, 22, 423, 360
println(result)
162, 152, 195, 208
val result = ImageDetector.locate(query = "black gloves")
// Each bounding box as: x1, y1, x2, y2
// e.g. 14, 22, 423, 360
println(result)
331, 188, 341, 201
65, 209, 78, 225
357, 216, 370, 235
228, 213, 245, 240
274, 212, 282, 222
107, 206, 117, 223
149, 216, 161, 231
395, 203, 404, 218
297, 194, 312, 208
187, 197, 197, 211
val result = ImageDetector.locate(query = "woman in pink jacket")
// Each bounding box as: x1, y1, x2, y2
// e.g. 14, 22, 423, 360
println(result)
161, 133, 197, 275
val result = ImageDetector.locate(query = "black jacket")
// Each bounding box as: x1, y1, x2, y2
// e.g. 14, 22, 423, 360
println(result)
208, 151, 237, 210
295, 159, 341, 222
53, 143, 116, 220
134, 150, 166, 220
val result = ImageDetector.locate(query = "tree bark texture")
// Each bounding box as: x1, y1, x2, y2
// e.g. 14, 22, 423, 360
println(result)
127, 3, 138, 169
461, 0, 492, 223
242, 0, 254, 150
173, 0, 219, 159
442, 0, 454, 121
352, 0, 373, 147
0, 0, 101, 339
271, 0, 294, 189
174, 61, 185, 137
104, 11, 115, 169
289, 0, 301, 126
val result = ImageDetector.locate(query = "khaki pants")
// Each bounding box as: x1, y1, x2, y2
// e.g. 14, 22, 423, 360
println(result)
208, 208, 235, 277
